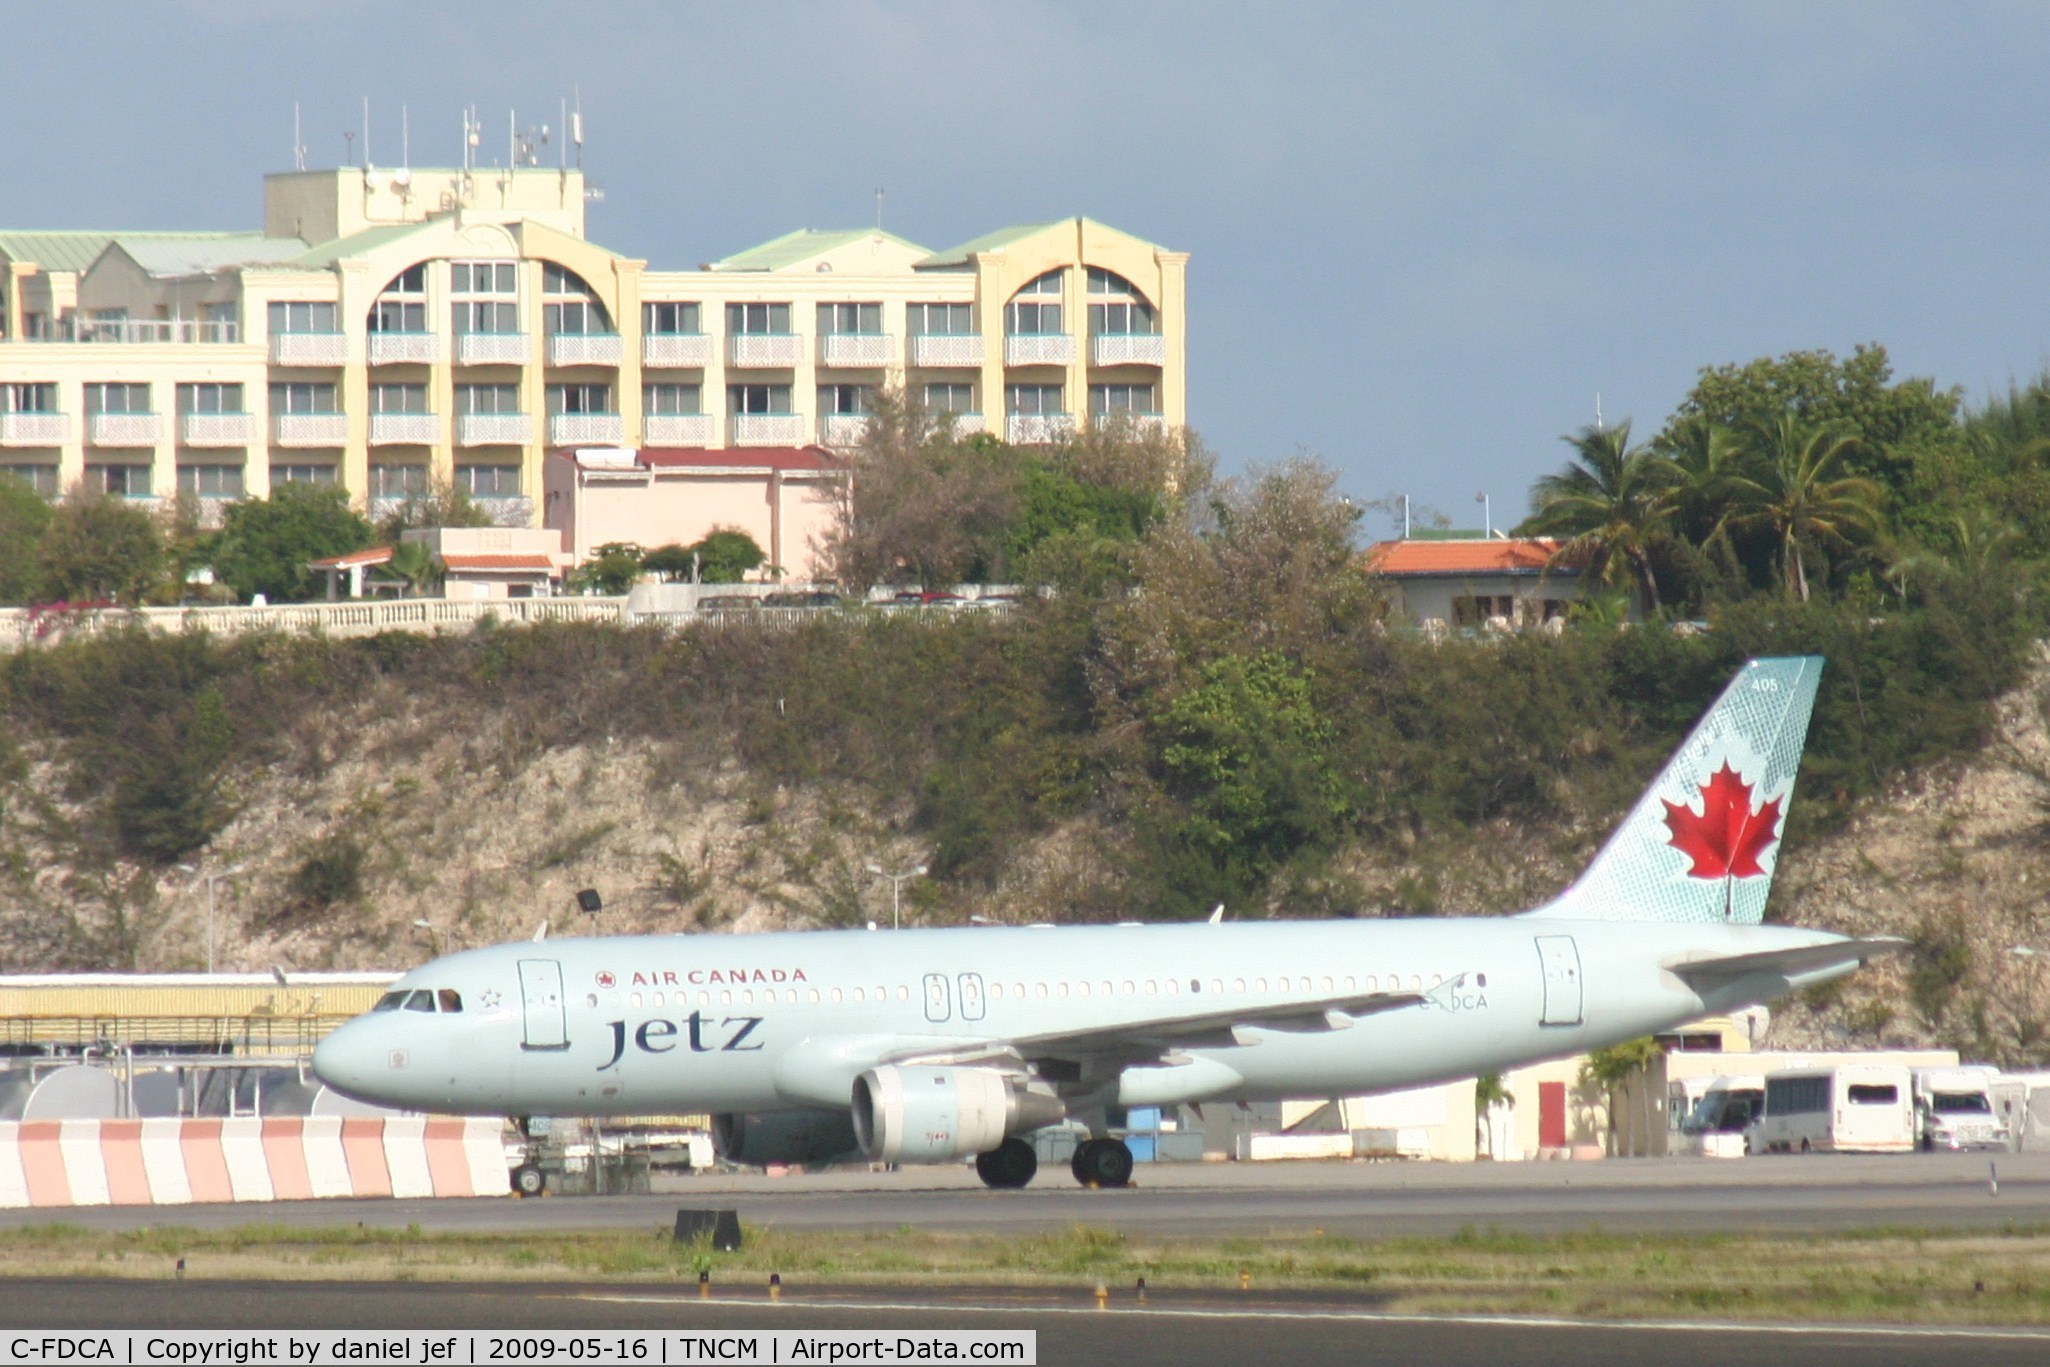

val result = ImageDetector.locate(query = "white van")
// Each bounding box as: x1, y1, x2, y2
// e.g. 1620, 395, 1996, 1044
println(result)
1673, 1074, 1765, 1158
1913, 1067, 2007, 1151
1750, 1063, 1915, 1154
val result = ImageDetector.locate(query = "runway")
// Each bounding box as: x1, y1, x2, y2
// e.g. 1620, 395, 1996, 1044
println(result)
0, 1278, 2046, 1367
0, 1151, 2042, 1237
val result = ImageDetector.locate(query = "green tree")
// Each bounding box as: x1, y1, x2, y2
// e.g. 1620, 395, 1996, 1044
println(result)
36, 489, 166, 605
1520, 422, 1678, 612
572, 542, 645, 595
210, 483, 374, 603
1580, 1035, 1663, 1156
0, 473, 53, 604
377, 541, 443, 597
692, 528, 767, 583
1723, 418, 1885, 602
373, 478, 495, 542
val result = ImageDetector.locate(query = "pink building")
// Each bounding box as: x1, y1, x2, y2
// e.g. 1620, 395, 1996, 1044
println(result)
543, 446, 844, 583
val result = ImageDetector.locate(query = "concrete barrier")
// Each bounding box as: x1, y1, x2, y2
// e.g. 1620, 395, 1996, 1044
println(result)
0, 1116, 507, 1207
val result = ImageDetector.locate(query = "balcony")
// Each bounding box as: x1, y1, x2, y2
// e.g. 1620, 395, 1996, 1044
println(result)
912, 334, 985, 368
269, 332, 347, 366
1091, 333, 1167, 367
548, 412, 625, 447
732, 414, 806, 446
728, 334, 804, 368
1005, 333, 1075, 367
642, 333, 713, 368
368, 332, 438, 365
456, 332, 531, 366
644, 413, 713, 447
273, 413, 349, 447
934, 411, 986, 437
86, 412, 163, 447
71, 318, 240, 345
1005, 413, 1074, 446
369, 413, 440, 446
456, 413, 532, 447
0, 412, 69, 446
819, 414, 871, 448
178, 412, 259, 447
819, 333, 895, 368
1096, 411, 1169, 438
547, 332, 623, 367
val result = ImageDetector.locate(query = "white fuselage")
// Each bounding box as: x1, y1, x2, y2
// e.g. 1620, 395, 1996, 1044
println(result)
311, 916, 1853, 1119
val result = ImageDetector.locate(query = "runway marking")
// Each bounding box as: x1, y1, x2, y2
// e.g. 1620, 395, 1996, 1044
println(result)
572, 1293, 2050, 1343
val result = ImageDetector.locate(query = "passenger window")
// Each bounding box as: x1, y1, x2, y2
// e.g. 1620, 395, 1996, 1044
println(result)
1122, 980, 1135, 996
1210, 979, 1223, 994
404, 990, 435, 1012
631, 992, 644, 1008
1057, 983, 1070, 998
1255, 978, 1267, 992
1322, 977, 1334, 992
1233, 979, 1245, 993
653, 991, 665, 1008
1035, 983, 1048, 999
808, 989, 820, 1004
897, 985, 911, 1002
830, 988, 843, 1004
851, 988, 864, 1004
1077, 982, 1090, 997
990, 983, 1005, 1001
372, 992, 406, 1012
437, 989, 462, 1013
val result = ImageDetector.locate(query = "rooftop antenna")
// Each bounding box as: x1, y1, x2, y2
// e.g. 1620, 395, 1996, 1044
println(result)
292, 103, 306, 171
1595, 392, 1604, 433
571, 86, 584, 170
560, 97, 568, 170
401, 104, 409, 170
362, 95, 371, 169
343, 129, 354, 165
875, 186, 885, 232
508, 107, 517, 170
1400, 492, 1411, 539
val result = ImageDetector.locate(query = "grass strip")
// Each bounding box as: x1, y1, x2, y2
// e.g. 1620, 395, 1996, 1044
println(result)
3, 1221, 2050, 1325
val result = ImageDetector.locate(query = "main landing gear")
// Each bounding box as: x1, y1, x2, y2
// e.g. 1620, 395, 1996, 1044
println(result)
974, 1137, 1039, 1189
1070, 1137, 1134, 1189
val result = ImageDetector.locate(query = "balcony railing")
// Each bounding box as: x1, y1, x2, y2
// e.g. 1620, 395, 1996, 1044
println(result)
369, 413, 439, 445
819, 333, 895, 367
1005, 333, 1075, 366
547, 332, 624, 367
269, 332, 347, 366
0, 413, 69, 446
911, 334, 985, 368
456, 332, 531, 366
728, 334, 804, 368
456, 413, 532, 447
642, 333, 713, 368
819, 414, 871, 448
644, 413, 713, 447
732, 413, 806, 446
1090, 332, 1167, 367
178, 412, 258, 447
70, 318, 241, 345
548, 412, 625, 447
932, 411, 986, 437
368, 332, 438, 365
1005, 413, 1074, 446
1095, 411, 1169, 438
86, 413, 163, 447
273, 413, 349, 447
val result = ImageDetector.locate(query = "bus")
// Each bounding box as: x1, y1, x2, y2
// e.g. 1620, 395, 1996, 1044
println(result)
1672, 1074, 1765, 1158
1749, 1063, 1915, 1154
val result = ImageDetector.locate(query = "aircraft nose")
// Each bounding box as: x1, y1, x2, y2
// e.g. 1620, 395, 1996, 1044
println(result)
311, 1020, 382, 1101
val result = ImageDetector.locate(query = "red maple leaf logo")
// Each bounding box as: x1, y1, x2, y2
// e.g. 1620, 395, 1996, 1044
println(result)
595, 971, 616, 988
1662, 762, 1783, 879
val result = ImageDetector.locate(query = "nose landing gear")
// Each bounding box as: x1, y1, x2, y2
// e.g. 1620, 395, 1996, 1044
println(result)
1070, 1137, 1134, 1188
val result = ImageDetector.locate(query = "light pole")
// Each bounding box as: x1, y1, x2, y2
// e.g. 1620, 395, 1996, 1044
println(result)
411, 919, 446, 957
176, 863, 245, 974
864, 862, 927, 931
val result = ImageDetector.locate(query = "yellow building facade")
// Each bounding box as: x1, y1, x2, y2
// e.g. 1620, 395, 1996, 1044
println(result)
0, 166, 1188, 535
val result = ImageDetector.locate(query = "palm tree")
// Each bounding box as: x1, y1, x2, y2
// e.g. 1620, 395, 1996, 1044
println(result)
1723, 417, 1885, 602
383, 541, 443, 598
1522, 421, 1679, 612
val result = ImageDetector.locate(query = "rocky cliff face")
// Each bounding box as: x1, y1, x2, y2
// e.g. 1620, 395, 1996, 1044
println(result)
6, 653, 2047, 1065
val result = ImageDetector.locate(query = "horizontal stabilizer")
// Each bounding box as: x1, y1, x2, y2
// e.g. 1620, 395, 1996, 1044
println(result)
1665, 936, 1907, 989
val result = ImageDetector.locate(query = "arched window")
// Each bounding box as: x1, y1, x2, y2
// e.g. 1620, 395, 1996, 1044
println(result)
1004, 270, 1064, 335
542, 262, 613, 336
368, 263, 427, 334
1087, 267, 1156, 336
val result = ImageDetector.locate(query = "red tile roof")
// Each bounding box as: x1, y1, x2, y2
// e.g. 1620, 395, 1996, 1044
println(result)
440, 554, 560, 572
1364, 538, 1573, 577
308, 546, 394, 570
636, 446, 842, 472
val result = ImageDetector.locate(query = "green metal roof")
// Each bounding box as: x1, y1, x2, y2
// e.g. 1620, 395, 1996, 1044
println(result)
0, 230, 241, 274
916, 217, 1166, 269
285, 220, 437, 270
708, 227, 933, 272
115, 234, 307, 278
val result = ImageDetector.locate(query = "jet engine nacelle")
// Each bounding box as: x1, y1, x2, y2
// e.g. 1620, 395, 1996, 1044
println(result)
851, 1065, 1062, 1163
711, 1108, 860, 1166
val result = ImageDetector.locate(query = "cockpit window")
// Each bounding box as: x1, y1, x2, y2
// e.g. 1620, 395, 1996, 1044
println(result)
438, 989, 463, 1013
403, 989, 436, 1012
372, 991, 407, 1012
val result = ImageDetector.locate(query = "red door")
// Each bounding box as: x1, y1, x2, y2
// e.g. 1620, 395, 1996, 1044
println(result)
1538, 1081, 1567, 1149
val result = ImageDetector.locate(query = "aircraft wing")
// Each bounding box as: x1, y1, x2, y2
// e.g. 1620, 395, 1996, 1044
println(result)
888, 985, 1439, 1072
1665, 936, 1907, 990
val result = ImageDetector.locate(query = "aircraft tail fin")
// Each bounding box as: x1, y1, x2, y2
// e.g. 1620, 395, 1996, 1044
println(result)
1527, 655, 1822, 925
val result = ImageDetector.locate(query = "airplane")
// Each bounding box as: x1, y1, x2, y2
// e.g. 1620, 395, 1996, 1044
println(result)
313, 655, 1903, 1191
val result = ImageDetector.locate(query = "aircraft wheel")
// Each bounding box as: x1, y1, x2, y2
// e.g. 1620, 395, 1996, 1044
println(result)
1071, 1137, 1134, 1189
512, 1163, 546, 1197
975, 1137, 1038, 1190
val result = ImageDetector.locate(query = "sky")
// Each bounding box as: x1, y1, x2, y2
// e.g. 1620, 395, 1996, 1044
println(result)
5, 1, 2048, 538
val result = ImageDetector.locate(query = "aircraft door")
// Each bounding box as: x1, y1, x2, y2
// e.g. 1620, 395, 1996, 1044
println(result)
957, 972, 986, 1022
923, 973, 952, 1023
1534, 936, 1583, 1027
518, 959, 570, 1050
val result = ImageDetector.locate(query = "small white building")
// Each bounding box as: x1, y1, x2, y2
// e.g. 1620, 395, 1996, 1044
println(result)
1365, 537, 1582, 628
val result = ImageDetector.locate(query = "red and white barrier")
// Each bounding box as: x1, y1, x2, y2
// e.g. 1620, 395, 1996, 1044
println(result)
0, 1117, 508, 1207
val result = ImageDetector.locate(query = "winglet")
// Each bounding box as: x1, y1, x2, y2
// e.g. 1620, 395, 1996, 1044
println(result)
1208, 904, 1225, 924
532, 919, 548, 943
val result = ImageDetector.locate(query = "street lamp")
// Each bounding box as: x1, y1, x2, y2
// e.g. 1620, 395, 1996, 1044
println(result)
175, 862, 246, 974
864, 862, 927, 931
410, 919, 446, 957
